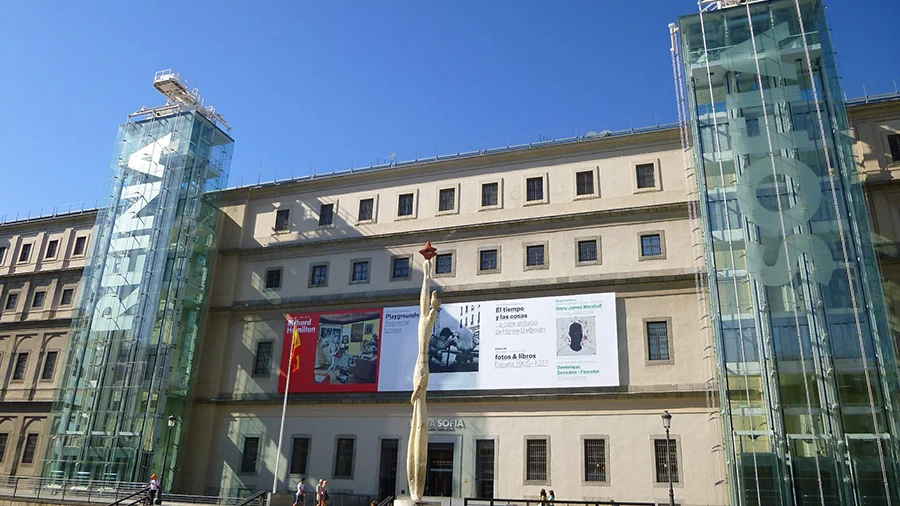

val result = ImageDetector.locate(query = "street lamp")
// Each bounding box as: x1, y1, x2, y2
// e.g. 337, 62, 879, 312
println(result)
661, 411, 675, 506
158, 415, 177, 505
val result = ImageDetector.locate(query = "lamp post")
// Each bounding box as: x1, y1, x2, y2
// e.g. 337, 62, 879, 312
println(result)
158, 415, 176, 505
661, 411, 675, 506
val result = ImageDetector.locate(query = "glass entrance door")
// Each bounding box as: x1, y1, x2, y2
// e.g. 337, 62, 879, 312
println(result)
425, 442, 454, 497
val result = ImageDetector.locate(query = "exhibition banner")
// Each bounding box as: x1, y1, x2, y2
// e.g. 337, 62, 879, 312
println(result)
279, 292, 618, 393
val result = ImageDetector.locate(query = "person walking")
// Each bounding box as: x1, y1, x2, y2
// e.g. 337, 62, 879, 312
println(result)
321, 480, 330, 506
149, 474, 160, 505
293, 477, 307, 506
316, 479, 324, 506
548, 490, 555, 505
539, 489, 548, 505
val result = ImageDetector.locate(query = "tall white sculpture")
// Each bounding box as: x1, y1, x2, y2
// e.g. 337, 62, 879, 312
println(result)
408, 242, 440, 502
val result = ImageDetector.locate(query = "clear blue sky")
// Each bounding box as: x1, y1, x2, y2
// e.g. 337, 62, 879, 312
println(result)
1, 1, 898, 220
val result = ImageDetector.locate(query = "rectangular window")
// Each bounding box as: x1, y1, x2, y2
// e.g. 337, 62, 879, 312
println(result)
481, 183, 499, 207
309, 265, 329, 288
290, 437, 310, 475
254, 342, 273, 376
5, 293, 18, 311
578, 240, 598, 263
333, 438, 355, 478
41, 351, 58, 381
439, 188, 456, 212
526, 177, 544, 202
358, 198, 374, 222
475, 439, 495, 498
435, 253, 453, 275
265, 268, 283, 290
0, 433, 8, 462
12, 352, 28, 380
31, 291, 46, 309
19, 244, 32, 263
21, 434, 38, 464
319, 204, 334, 226
526, 245, 545, 267
73, 236, 87, 256
60, 288, 75, 306
392, 257, 411, 280
352, 260, 370, 283
576, 170, 595, 196
0, 246, 6, 264
479, 249, 498, 272
654, 439, 679, 483
636, 163, 656, 189
525, 438, 548, 482
241, 437, 260, 473
397, 193, 414, 217
274, 209, 291, 232
45, 240, 59, 259
647, 321, 670, 361
889, 134, 900, 162
641, 234, 662, 257
584, 439, 607, 482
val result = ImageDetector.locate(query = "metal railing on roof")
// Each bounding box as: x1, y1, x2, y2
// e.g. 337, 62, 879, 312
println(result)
0, 201, 99, 226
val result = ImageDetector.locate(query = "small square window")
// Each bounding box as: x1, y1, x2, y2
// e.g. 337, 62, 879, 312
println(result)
351, 260, 370, 283
481, 183, 499, 207
647, 321, 670, 361
439, 188, 456, 212
319, 204, 334, 226
392, 257, 411, 280
45, 240, 59, 259
274, 209, 291, 232
526, 177, 544, 202
241, 437, 260, 474
12, 352, 28, 381
60, 288, 75, 307
31, 291, 46, 309
641, 234, 663, 258
576, 171, 595, 196
398, 193, 414, 217
479, 249, 499, 273
254, 342, 273, 376
41, 351, 58, 381
5, 293, 18, 311
435, 253, 453, 275
73, 236, 87, 256
309, 264, 329, 288
265, 268, 282, 290
889, 134, 900, 162
19, 244, 32, 263
526, 245, 545, 267
636, 163, 656, 189
577, 240, 598, 263
358, 198, 375, 222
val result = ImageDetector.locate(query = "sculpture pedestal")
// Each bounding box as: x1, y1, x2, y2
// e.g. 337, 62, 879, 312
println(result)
394, 497, 443, 506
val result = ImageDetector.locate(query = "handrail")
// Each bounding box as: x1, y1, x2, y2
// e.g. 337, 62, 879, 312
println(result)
234, 490, 268, 506
377, 495, 394, 506
463, 498, 657, 506
106, 486, 149, 506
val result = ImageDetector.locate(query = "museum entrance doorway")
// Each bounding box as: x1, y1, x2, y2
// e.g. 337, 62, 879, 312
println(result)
425, 442, 454, 497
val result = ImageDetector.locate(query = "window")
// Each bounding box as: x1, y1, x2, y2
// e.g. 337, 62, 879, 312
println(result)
479, 249, 499, 273
21, 434, 38, 464
439, 188, 456, 212
4, 293, 18, 311
525, 438, 548, 483
576, 170, 595, 196
397, 193, 414, 217
333, 437, 356, 478
647, 320, 670, 361
0, 433, 7, 462
584, 439, 607, 482
309, 264, 328, 288
60, 288, 75, 306
889, 134, 900, 162
435, 253, 453, 275
31, 291, 46, 309
319, 204, 334, 226
0, 246, 6, 264
254, 342, 273, 376
45, 240, 59, 259
73, 236, 87, 256
19, 243, 32, 263
475, 439, 495, 498
351, 260, 370, 283
641, 234, 663, 258
578, 240, 598, 263
241, 437, 260, 473
41, 351, 58, 381
358, 198, 374, 222
481, 182, 499, 207
636, 163, 656, 189
654, 439, 679, 483
525, 245, 546, 267
12, 352, 28, 381
392, 257, 411, 280
265, 268, 283, 290
274, 209, 291, 232
526, 177, 544, 202
290, 437, 310, 475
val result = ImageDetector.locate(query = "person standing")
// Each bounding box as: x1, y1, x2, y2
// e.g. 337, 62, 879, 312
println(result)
321, 480, 330, 506
293, 477, 307, 506
548, 490, 555, 504
149, 474, 160, 504
539, 489, 548, 505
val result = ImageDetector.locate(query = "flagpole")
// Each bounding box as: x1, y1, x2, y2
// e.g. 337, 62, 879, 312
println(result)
273, 318, 297, 495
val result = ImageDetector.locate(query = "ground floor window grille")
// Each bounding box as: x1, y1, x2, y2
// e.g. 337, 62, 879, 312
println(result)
654, 439, 679, 483
525, 438, 548, 482
584, 439, 607, 482
475, 439, 495, 498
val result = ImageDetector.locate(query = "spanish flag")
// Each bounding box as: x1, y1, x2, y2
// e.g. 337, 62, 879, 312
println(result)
291, 320, 302, 372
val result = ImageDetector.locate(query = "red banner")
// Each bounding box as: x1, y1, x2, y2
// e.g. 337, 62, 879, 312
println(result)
278, 309, 383, 393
